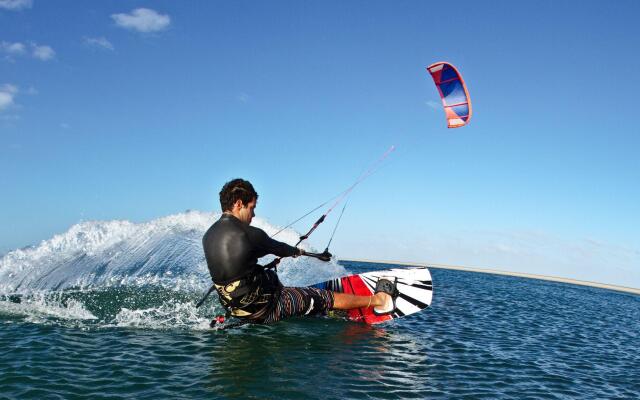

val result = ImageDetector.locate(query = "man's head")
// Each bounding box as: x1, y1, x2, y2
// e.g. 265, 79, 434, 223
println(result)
219, 178, 258, 224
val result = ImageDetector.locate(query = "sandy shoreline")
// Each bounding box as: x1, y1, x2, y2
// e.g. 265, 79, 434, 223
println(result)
339, 258, 640, 296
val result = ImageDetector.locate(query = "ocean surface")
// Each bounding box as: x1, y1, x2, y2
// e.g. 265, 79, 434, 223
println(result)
1, 212, 639, 399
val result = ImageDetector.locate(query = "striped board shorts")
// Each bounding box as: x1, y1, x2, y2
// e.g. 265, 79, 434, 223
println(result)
258, 287, 335, 324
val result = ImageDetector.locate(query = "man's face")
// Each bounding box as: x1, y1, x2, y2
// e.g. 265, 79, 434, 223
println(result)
237, 198, 256, 224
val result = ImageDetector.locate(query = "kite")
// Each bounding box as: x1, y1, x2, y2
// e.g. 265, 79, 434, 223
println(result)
427, 61, 472, 128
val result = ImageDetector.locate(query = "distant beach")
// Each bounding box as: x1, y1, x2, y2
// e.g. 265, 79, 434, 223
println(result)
339, 259, 640, 296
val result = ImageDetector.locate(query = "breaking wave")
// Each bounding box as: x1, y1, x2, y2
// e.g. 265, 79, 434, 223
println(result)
0, 211, 346, 329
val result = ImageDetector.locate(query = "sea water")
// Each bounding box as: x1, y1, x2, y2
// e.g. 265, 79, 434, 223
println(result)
1, 212, 638, 399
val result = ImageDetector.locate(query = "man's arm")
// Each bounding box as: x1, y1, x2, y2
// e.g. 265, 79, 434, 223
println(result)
248, 227, 302, 258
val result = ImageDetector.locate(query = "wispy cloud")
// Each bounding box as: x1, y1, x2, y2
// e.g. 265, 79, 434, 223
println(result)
111, 8, 171, 33
0, 0, 32, 10
237, 93, 250, 103
84, 37, 114, 51
0, 84, 18, 111
1, 41, 55, 61
31, 43, 55, 60
425, 100, 441, 110
0, 41, 26, 55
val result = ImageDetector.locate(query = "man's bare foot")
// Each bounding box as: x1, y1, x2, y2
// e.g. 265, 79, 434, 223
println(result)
372, 291, 392, 308
372, 278, 398, 315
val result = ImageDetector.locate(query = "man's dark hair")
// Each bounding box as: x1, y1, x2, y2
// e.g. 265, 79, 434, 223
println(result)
219, 179, 258, 211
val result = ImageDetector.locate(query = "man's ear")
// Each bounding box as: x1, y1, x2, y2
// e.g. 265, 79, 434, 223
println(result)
232, 199, 244, 210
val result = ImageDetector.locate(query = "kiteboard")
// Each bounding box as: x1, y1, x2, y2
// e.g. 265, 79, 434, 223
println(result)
311, 266, 433, 324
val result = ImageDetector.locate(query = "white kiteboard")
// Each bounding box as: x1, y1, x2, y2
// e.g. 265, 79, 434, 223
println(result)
311, 266, 433, 324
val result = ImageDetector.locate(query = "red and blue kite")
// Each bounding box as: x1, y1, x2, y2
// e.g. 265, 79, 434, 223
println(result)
427, 62, 472, 128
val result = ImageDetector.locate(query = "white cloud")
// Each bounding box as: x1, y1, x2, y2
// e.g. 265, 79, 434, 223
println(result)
1, 41, 26, 55
0, 0, 32, 10
84, 37, 114, 51
0, 84, 18, 111
237, 93, 250, 103
31, 43, 55, 60
1, 41, 55, 61
425, 100, 441, 110
111, 8, 171, 33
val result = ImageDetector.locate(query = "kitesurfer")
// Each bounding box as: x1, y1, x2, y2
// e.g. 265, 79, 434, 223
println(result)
202, 178, 398, 324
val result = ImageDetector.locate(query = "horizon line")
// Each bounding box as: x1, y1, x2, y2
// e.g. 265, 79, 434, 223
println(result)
338, 258, 640, 296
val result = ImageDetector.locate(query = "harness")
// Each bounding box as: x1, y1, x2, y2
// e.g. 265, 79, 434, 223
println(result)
213, 261, 282, 317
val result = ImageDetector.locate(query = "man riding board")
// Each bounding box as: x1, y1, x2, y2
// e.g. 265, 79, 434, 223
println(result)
202, 178, 398, 324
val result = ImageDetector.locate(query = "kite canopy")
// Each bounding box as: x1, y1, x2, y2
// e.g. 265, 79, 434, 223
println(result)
427, 62, 472, 128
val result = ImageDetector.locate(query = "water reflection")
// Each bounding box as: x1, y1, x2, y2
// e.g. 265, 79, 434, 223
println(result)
205, 317, 431, 399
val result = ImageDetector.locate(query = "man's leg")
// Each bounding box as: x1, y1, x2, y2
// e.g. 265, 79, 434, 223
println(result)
259, 287, 335, 324
332, 292, 391, 310
257, 288, 393, 324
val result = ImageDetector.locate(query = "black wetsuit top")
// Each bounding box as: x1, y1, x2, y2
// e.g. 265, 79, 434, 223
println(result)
202, 213, 299, 318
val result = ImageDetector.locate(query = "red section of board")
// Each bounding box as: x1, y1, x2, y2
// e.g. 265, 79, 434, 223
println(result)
341, 275, 393, 324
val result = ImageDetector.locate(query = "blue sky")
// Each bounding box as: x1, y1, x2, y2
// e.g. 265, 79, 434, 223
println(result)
1, 1, 639, 286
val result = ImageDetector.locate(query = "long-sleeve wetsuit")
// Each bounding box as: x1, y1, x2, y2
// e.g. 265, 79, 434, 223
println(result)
202, 213, 300, 318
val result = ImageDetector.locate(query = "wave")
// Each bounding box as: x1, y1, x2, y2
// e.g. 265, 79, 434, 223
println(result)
0, 211, 347, 329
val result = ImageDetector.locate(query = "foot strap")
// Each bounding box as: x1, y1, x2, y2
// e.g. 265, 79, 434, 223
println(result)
373, 277, 399, 316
